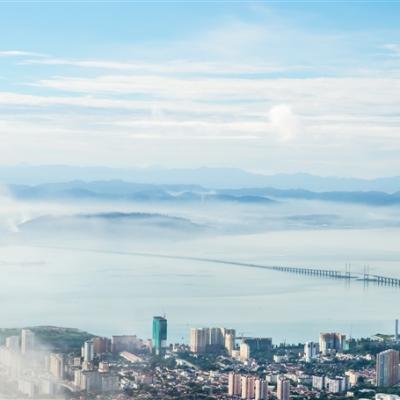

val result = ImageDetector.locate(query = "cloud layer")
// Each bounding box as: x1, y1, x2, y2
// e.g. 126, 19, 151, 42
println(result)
0, 5, 399, 177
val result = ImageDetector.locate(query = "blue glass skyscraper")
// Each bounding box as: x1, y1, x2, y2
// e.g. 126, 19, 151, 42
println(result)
152, 316, 167, 356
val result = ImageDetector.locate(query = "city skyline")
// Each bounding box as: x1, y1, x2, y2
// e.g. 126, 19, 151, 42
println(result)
2, 316, 400, 398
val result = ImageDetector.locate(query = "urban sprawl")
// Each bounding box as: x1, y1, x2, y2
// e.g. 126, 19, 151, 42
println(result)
1, 317, 400, 400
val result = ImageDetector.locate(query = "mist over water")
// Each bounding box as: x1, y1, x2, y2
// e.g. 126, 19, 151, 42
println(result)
0, 191, 399, 344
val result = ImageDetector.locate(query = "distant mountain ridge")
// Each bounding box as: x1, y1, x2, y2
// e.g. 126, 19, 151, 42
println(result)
222, 187, 400, 206
18, 211, 209, 239
6, 180, 400, 206
8, 181, 277, 204
1, 165, 400, 192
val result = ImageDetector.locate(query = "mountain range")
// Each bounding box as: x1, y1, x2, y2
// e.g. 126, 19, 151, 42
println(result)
1, 165, 400, 192
6, 180, 400, 206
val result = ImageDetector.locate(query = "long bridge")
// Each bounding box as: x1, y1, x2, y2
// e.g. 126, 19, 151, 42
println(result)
268, 265, 350, 279
255, 264, 400, 286
363, 273, 400, 286
35, 245, 400, 288
127, 253, 400, 287
270, 266, 400, 286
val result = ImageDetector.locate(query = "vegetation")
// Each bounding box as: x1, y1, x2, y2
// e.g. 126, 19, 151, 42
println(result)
0, 326, 95, 353
345, 337, 400, 356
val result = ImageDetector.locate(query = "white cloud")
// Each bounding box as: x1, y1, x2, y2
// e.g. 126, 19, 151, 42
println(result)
117, 119, 266, 139
268, 104, 302, 142
128, 133, 258, 141
0, 91, 262, 118
33, 74, 398, 105
23, 57, 301, 75
3, 74, 400, 147
0, 50, 46, 57
0, 38, 400, 176
383, 44, 400, 54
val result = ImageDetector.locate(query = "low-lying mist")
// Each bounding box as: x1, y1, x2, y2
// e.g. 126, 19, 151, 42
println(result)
1, 186, 400, 247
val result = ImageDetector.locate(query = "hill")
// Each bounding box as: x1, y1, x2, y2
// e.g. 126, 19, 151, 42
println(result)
0, 326, 94, 353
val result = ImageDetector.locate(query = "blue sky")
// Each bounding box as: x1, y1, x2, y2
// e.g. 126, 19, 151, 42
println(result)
0, 1, 400, 177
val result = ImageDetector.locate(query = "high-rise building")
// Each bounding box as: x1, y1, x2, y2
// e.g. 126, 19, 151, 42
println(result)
239, 337, 272, 361
242, 338, 272, 355
74, 369, 118, 393
223, 329, 236, 353
190, 328, 209, 353
5, 336, 20, 352
190, 327, 235, 354
152, 316, 167, 356
247, 376, 256, 400
345, 370, 359, 387
241, 376, 248, 400
225, 333, 235, 356
324, 376, 348, 393
312, 375, 325, 390
319, 333, 346, 355
21, 329, 35, 355
83, 340, 94, 363
241, 376, 255, 400
229, 373, 267, 400
93, 337, 111, 355
255, 378, 268, 400
228, 372, 242, 397
240, 342, 251, 362
376, 349, 399, 387
277, 377, 290, 400
304, 342, 319, 362
49, 353, 64, 379
209, 327, 225, 347
111, 335, 142, 354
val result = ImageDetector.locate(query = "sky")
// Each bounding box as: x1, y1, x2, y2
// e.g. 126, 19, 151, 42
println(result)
0, 1, 400, 177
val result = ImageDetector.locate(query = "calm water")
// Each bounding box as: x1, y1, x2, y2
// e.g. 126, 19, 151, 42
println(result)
0, 228, 399, 344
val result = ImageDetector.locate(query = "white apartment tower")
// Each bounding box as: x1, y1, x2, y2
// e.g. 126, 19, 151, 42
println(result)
304, 341, 319, 362
255, 378, 268, 400
49, 353, 64, 379
228, 372, 242, 397
21, 329, 35, 355
241, 376, 255, 400
277, 377, 290, 400
83, 339, 94, 363
190, 328, 209, 353
5, 336, 20, 352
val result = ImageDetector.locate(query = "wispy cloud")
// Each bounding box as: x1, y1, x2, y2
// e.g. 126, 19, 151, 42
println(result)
0, 50, 46, 57
383, 43, 400, 55
22, 57, 304, 75
0, 6, 399, 177
32, 74, 400, 117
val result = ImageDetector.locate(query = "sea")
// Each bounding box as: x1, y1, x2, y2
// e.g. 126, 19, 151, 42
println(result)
0, 228, 399, 345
